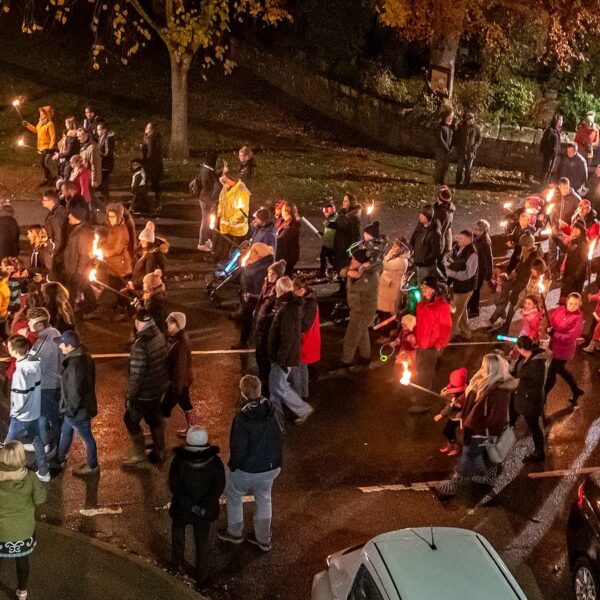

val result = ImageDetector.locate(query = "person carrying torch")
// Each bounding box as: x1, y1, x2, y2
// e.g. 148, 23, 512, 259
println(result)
407, 276, 452, 414
22, 106, 56, 187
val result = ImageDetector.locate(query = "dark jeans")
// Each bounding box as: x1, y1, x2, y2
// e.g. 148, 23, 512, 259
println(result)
433, 150, 451, 185
239, 297, 258, 345
171, 520, 212, 586
468, 281, 484, 314
124, 398, 164, 453
148, 175, 162, 209
411, 346, 442, 408
40, 150, 53, 182
98, 171, 111, 201
524, 414, 545, 453
160, 386, 193, 417
0, 556, 29, 589
58, 416, 98, 468
545, 358, 579, 396
39, 388, 61, 447
443, 419, 459, 443
540, 155, 557, 186
456, 154, 474, 186
319, 246, 335, 277
5, 418, 48, 476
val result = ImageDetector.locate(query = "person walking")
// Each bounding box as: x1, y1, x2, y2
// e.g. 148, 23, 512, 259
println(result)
436, 353, 516, 496
410, 205, 443, 283
446, 230, 478, 341
54, 330, 99, 476
161, 312, 195, 437
26, 308, 62, 448
408, 277, 453, 413
218, 375, 284, 552
168, 426, 225, 592
545, 293, 585, 407
539, 114, 562, 186
0, 441, 47, 600
142, 122, 164, 212
468, 219, 493, 318
511, 335, 549, 463
41, 189, 67, 278
454, 113, 482, 188
5, 335, 49, 482
268, 277, 314, 423
215, 173, 251, 261
122, 310, 168, 466
551, 222, 589, 302
556, 142, 588, 194
23, 106, 56, 186
190, 151, 220, 252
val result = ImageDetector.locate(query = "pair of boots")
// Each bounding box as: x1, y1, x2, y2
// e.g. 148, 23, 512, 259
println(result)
583, 339, 600, 353
122, 424, 165, 466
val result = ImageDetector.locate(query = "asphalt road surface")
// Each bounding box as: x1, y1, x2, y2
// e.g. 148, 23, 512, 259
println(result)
1, 194, 598, 600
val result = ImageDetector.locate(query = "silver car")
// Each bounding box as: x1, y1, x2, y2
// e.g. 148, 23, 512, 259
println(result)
312, 527, 528, 600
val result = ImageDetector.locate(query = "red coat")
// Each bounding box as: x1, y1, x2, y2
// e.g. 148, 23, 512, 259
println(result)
549, 305, 584, 360
415, 297, 452, 350
300, 307, 321, 364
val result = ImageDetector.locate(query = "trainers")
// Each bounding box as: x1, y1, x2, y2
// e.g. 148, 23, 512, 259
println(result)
121, 452, 146, 467
36, 471, 51, 483
295, 407, 314, 425
16, 590, 28, 600
217, 528, 243, 545
176, 428, 189, 438
73, 464, 100, 477
197, 243, 212, 252
245, 532, 271, 552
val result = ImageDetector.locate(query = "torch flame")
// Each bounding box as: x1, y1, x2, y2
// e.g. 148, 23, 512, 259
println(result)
235, 197, 244, 210
209, 214, 216, 230
545, 203, 554, 216
399, 360, 412, 386
12, 99, 20, 107
589, 238, 598, 261
240, 250, 251, 267
525, 207, 536, 215
537, 274, 545, 296
366, 202, 374, 216
545, 189, 554, 203
17, 138, 24, 147
541, 227, 552, 236
89, 268, 97, 282
503, 202, 512, 210
500, 220, 507, 228
92, 233, 104, 261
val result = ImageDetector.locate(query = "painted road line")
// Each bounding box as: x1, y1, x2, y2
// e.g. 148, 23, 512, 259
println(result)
527, 466, 600, 479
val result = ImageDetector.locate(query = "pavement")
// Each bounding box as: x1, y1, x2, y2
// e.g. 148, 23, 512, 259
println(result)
0, 522, 201, 600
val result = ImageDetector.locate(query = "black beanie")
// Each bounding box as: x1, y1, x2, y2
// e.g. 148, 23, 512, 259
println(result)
421, 275, 438, 291
363, 220, 380, 238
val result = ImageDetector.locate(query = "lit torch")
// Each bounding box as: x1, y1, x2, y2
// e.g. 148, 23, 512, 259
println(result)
540, 227, 552, 236
16, 137, 31, 149
545, 203, 554, 216
503, 202, 512, 210
89, 268, 97, 282
537, 274, 551, 324
209, 214, 216, 230
399, 359, 444, 399
366, 201, 374, 223
12, 98, 23, 120
589, 238, 597, 261
92, 233, 104, 262
89, 267, 131, 299
545, 188, 554, 204
240, 250, 251, 267
235, 197, 248, 219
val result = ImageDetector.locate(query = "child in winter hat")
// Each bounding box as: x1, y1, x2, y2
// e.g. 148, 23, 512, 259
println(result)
434, 367, 468, 457
143, 269, 165, 296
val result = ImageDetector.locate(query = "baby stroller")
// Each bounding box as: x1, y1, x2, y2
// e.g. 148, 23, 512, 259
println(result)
204, 240, 251, 307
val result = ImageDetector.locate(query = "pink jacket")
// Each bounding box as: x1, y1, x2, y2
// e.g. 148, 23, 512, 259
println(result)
590, 290, 600, 318
520, 307, 541, 342
549, 305, 584, 360
70, 167, 92, 204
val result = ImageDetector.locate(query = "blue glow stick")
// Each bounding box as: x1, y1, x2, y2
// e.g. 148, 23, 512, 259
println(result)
496, 335, 518, 343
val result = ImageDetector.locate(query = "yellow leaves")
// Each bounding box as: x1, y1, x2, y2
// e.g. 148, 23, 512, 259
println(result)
3, 3, 10, 12
121, 57, 128, 65
127, 42, 139, 56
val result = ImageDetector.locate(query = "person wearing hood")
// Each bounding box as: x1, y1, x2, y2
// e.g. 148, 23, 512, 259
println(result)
267, 277, 314, 424
235, 242, 274, 349
122, 310, 167, 466
23, 106, 56, 186
539, 114, 562, 186
53, 116, 80, 181
545, 293, 585, 408
454, 112, 482, 188
0, 441, 47, 600
83, 105, 104, 142
54, 330, 99, 476
142, 270, 168, 336
377, 237, 410, 317
161, 312, 195, 437
5, 335, 49, 482
101, 203, 133, 282
238, 146, 256, 187
433, 109, 455, 185
409, 276, 453, 414
575, 112, 599, 165
131, 221, 169, 291
96, 121, 115, 201
468, 219, 493, 318
218, 375, 283, 553
446, 230, 478, 341
551, 221, 589, 302
275, 201, 301, 276
76, 127, 102, 191
511, 336, 549, 463
437, 354, 517, 496
190, 150, 221, 252
410, 205, 443, 284
254, 260, 286, 388
169, 426, 225, 591
0, 200, 20, 262
433, 186, 456, 272
250, 207, 277, 250
27, 225, 54, 276
340, 222, 382, 368
557, 142, 588, 194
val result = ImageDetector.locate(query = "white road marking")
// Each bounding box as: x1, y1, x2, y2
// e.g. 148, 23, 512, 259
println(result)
80, 507, 123, 516
527, 466, 600, 479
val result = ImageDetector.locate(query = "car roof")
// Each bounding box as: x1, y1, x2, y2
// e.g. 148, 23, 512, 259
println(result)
365, 527, 527, 600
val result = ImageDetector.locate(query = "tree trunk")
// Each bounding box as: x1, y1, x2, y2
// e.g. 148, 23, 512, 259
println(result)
429, 0, 467, 98
169, 53, 191, 159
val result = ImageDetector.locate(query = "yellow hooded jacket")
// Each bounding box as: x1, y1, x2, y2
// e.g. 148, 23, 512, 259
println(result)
25, 106, 56, 151
217, 180, 251, 237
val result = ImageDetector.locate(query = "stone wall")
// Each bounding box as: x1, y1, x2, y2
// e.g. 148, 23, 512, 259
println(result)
232, 39, 573, 174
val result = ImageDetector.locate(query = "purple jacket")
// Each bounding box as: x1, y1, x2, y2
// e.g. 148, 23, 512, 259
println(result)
549, 305, 584, 360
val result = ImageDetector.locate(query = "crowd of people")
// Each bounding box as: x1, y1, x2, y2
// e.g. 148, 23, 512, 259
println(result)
4, 102, 600, 597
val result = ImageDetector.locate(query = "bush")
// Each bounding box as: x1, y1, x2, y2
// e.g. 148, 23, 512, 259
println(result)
492, 78, 537, 123
453, 79, 495, 116
358, 66, 423, 106
558, 83, 600, 130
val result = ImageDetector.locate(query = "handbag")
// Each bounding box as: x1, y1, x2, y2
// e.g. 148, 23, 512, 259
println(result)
482, 393, 516, 464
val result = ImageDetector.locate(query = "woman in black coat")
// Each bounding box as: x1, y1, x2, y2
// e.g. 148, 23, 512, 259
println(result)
551, 222, 589, 302
332, 195, 361, 273
511, 336, 549, 462
275, 201, 301, 276
169, 426, 225, 591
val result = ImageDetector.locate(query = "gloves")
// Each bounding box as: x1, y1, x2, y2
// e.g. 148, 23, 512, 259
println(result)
22, 121, 28, 127
191, 506, 206, 517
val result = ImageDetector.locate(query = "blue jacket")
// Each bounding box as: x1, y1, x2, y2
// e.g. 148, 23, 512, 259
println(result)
251, 221, 277, 250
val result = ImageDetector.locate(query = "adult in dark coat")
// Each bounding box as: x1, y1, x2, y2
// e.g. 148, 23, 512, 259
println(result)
410, 205, 443, 283
97, 122, 115, 200
54, 331, 99, 475
556, 142, 588, 193
432, 186, 456, 273
468, 219, 493, 317
275, 202, 301, 276
169, 426, 225, 591
0, 202, 20, 262
42, 189, 67, 278
142, 122, 164, 212
511, 336, 549, 462
433, 110, 455, 185
191, 151, 221, 251
539, 114, 562, 186
453, 113, 482, 188
584, 164, 600, 212
332, 195, 361, 273
552, 222, 589, 301
250, 208, 277, 250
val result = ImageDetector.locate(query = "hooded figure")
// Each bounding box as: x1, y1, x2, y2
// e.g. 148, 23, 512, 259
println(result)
24, 106, 56, 184
377, 237, 410, 314
103, 203, 132, 278
0, 202, 20, 261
